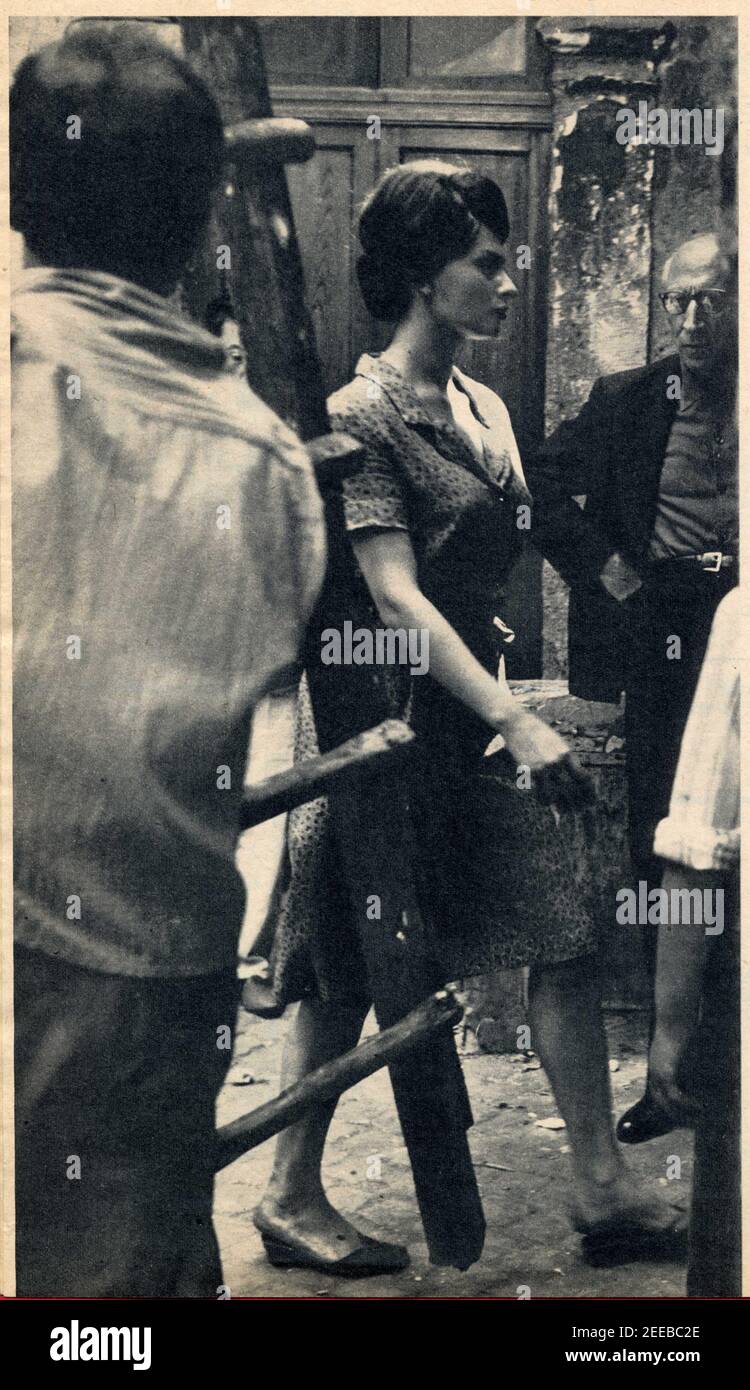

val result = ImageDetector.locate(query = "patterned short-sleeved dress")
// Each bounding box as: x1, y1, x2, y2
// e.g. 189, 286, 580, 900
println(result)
268, 354, 597, 1006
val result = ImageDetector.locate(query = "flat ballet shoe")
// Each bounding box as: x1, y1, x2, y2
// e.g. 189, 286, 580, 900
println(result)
240, 976, 284, 1019
260, 1230, 410, 1277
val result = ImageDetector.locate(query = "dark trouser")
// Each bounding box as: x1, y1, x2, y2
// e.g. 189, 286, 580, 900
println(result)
14, 944, 239, 1297
688, 890, 741, 1297
624, 561, 737, 879
623, 563, 737, 1000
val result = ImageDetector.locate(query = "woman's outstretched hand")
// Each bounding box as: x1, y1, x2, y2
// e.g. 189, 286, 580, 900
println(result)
498, 709, 596, 812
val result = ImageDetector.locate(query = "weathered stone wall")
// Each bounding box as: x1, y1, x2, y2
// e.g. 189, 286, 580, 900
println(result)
648, 16, 737, 359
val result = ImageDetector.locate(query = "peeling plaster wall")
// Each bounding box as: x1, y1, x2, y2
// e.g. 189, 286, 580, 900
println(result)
649, 17, 737, 359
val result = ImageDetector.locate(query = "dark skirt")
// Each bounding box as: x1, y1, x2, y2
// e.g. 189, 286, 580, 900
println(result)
267, 675, 597, 1008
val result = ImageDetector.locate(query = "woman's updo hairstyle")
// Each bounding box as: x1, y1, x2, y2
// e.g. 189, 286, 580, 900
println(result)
356, 160, 510, 322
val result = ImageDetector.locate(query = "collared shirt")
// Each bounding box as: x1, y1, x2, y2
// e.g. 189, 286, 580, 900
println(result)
332, 353, 529, 559
653, 588, 741, 872
328, 353, 529, 626
12, 267, 325, 976
650, 386, 738, 561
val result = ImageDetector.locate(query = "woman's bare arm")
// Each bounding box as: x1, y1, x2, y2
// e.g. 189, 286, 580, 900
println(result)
352, 528, 593, 807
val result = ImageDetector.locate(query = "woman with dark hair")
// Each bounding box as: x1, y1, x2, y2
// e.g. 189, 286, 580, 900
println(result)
253, 161, 685, 1276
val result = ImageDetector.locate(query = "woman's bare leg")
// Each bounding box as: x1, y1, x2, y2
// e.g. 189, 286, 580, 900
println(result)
254, 996, 373, 1260
528, 956, 681, 1227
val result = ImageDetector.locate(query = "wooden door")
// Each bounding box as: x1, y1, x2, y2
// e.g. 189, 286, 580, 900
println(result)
379, 126, 548, 454
284, 127, 376, 398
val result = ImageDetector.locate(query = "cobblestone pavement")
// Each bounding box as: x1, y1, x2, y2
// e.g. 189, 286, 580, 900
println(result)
215, 1008, 692, 1300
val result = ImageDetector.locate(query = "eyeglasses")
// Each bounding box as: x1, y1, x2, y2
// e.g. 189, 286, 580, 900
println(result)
659, 289, 734, 317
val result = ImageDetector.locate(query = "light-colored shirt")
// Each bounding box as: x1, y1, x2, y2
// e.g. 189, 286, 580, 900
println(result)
12, 267, 325, 976
653, 587, 741, 872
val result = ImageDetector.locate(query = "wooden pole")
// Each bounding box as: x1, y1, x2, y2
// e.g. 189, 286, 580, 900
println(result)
215, 989, 463, 1171
240, 718, 414, 829
307, 649, 486, 1270
180, 17, 329, 439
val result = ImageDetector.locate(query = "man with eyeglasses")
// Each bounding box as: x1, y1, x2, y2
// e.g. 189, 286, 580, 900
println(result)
526, 231, 737, 1146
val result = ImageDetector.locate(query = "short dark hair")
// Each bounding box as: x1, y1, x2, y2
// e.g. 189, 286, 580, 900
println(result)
356, 160, 510, 322
10, 23, 225, 294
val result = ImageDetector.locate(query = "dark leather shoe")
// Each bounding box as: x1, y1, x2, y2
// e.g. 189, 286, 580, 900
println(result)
579, 1206, 689, 1267
616, 1093, 677, 1144
261, 1231, 410, 1277
240, 976, 284, 1019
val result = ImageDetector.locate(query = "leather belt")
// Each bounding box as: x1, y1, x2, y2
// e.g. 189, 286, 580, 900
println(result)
663, 551, 736, 573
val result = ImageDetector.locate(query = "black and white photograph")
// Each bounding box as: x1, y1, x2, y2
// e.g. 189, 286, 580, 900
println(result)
2, 3, 743, 1326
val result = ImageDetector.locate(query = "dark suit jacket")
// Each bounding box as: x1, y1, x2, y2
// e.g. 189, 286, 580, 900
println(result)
526, 354, 681, 704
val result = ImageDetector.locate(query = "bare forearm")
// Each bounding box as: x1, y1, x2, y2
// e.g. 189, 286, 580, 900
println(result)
351, 529, 590, 799
653, 865, 711, 1039
374, 586, 517, 732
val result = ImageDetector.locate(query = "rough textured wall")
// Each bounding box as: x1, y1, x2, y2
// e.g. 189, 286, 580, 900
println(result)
648, 16, 737, 359
535, 17, 664, 679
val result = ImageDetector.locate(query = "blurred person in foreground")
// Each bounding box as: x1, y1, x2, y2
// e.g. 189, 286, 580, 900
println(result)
10, 23, 325, 1295
648, 586, 741, 1297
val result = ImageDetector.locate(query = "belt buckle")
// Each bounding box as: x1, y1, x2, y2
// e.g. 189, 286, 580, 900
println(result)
701, 551, 723, 573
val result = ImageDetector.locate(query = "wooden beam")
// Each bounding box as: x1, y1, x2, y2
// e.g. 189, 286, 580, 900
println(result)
215, 989, 462, 1171
306, 639, 486, 1270
179, 17, 329, 438
225, 116, 316, 168
240, 718, 415, 829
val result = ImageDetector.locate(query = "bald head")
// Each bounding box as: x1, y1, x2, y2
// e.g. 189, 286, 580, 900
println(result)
660, 232, 737, 377
661, 233, 733, 291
